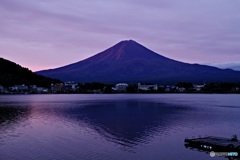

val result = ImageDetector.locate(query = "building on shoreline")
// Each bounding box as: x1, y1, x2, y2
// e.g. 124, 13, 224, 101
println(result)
63, 81, 78, 92
9, 84, 29, 93
138, 83, 158, 91
193, 84, 205, 92
112, 83, 128, 92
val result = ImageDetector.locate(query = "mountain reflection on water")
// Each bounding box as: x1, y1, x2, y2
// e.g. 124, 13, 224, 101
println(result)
0, 105, 30, 128
0, 99, 192, 149
57, 100, 192, 149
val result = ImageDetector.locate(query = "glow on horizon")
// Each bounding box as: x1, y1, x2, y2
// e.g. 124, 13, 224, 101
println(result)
1, 0, 240, 71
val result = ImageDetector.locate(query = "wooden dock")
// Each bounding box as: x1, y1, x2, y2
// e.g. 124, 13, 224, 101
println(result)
185, 136, 240, 152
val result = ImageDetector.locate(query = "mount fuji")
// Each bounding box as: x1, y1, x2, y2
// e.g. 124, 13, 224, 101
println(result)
36, 40, 240, 84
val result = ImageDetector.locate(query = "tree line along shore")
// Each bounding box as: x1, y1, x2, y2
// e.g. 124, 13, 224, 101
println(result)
1, 82, 240, 94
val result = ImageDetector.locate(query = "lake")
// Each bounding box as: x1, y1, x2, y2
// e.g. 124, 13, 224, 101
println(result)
0, 94, 239, 160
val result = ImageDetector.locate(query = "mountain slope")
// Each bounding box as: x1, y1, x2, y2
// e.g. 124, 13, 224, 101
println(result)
0, 58, 61, 87
213, 63, 240, 71
36, 40, 240, 84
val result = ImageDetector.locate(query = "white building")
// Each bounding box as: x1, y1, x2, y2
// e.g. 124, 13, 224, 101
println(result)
194, 84, 205, 92
64, 81, 77, 92
138, 83, 158, 91
177, 87, 186, 92
10, 84, 28, 91
112, 83, 128, 92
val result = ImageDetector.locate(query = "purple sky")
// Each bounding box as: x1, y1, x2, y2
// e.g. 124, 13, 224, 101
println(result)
1, 0, 240, 71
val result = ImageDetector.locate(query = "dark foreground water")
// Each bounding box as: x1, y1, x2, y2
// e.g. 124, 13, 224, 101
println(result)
0, 94, 239, 160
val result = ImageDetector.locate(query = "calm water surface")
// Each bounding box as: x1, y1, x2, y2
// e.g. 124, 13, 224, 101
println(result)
0, 94, 239, 160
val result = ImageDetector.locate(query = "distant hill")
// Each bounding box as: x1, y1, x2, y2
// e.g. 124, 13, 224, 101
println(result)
212, 63, 240, 71
0, 58, 61, 87
36, 40, 240, 84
